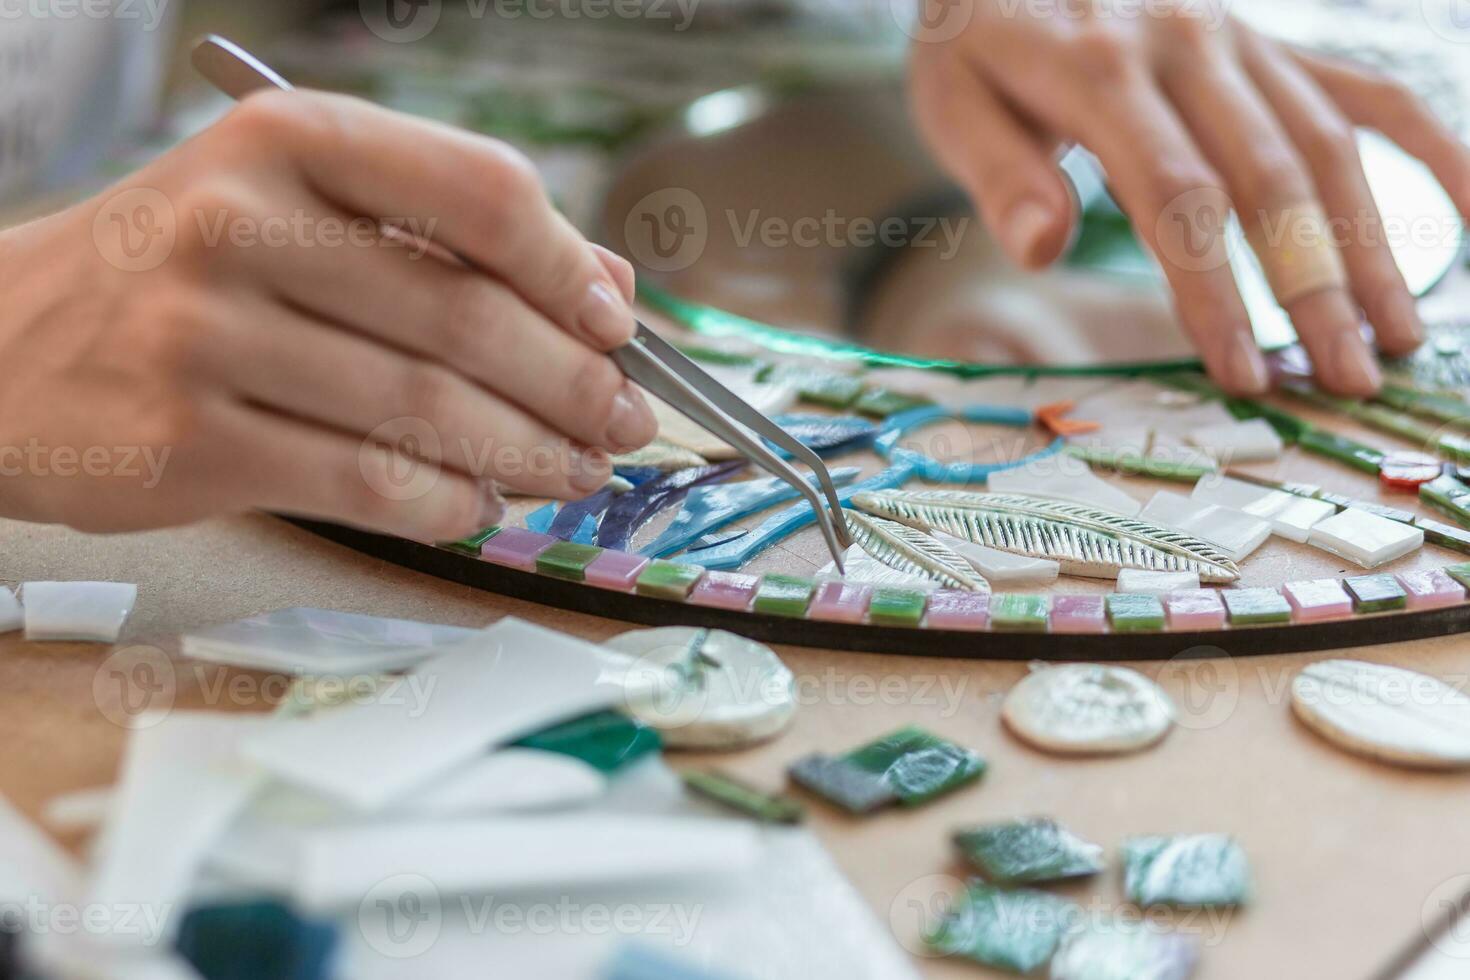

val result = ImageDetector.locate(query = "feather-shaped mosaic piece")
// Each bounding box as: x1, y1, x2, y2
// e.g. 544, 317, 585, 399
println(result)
852, 490, 1240, 584
844, 510, 990, 593
611, 439, 708, 473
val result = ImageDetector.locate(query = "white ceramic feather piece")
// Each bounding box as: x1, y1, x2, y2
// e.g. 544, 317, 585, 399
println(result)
843, 509, 991, 592
852, 490, 1240, 584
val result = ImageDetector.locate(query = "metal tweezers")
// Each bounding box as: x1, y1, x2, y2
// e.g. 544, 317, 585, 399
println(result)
192, 35, 855, 571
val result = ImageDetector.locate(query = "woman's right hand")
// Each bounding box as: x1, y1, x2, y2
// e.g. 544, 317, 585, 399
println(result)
0, 89, 658, 542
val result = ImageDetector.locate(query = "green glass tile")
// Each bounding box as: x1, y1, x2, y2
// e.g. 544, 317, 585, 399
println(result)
681, 770, 805, 824
1376, 384, 1470, 429
1051, 922, 1199, 980
1222, 588, 1292, 625
774, 368, 868, 409
1446, 562, 1470, 591
754, 574, 816, 617
442, 526, 500, 555
1222, 395, 1310, 442
1123, 834, 1250, 908
513, 710, 661, 772
672, 343, 761, 367
925, 882, 1072, 972
1105, 593, 1165, 631
635, 560, 705, 600
535, 541, 603, 581
1421, 474, 1470, 529
990, 593, 1050, 632
844, 725, 986, 807
1063, 445, 1214, 483
1417, 518, 1470, 555
854, 387, 932, 419
1314, 491, 1416, 525
1295, 428, 1386, 474
1344, 573, 1407, 613
868, 587, 928, 627
787, 753, 897, 813
953, 818, 1105, 885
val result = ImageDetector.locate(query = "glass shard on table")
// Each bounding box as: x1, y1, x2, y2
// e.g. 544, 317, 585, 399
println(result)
1123, 833, 1250, 908
953, 818, 1105, 885
1050, 920, 1200, 980
681, 770, 805, 824
925, 881, 1072, 973
513, 710, 661, 773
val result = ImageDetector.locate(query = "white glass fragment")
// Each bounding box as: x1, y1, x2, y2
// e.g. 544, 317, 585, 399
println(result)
1307, 508, 1424, 568
22, 581, 137, 642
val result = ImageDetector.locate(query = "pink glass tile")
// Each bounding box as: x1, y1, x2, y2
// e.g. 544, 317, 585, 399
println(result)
689, 571, 759, 611
1164, 589, 1226, 630
583, 550, 650, 591
1282, 579, 1354, 622
1051, 594, 1107, 633
1396, 569, 1466, 610
925, 589, 990, 630
808, 581, 873, 623
480, 527, 556, 570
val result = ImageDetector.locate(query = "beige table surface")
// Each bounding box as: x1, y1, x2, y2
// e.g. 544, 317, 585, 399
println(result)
1, 497, 1468, 980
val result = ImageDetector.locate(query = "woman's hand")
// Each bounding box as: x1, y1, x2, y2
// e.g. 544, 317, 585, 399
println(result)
908, 0, 1470, 395
0, 90, 657, 541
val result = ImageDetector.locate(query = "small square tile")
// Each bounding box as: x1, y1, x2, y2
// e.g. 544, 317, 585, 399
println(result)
687, 571, 759, 611
443, 526, 500, 555
1139, 491, 1270, 562
1116, 569, 1200, 596
1282, 579, 1353, 622
1396, 568, 1466, 610
1192, 475, 1334, 542
1446, 562, 1470, 591
1222, 588, 1291, 625
753, 574, 816, 618
1051, 594, 1107, 633
1344, 573, 1407, 613
868, 588, 928, 627
925, 590, 990, 630
926, 883, 1071, 972
1417, 518, 1470, 556
1123, 834, 1250, 908
1308, 508, 1424, 568
635, 560, 705, 600
480, 527, 556, 570
1186, 418, 1283, 463
808, 581, 873, 623
535, 541, 603, 582
583, 550, 648, 591
1164, 590, 1226, 630
1107, 593, 1166, 631
990, 594, 1050, 632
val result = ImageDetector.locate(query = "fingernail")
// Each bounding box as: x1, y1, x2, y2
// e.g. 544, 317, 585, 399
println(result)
578, 281, 635, 348
1221, 332, 1270, 395
1002, 200, 1053, 268
1334, 339, 1383, 394
570, 447, 611, 494
606, 385, 657, 451
480, 483, 506, 528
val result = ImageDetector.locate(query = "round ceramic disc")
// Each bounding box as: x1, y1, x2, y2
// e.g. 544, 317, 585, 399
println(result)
1291, 659, 1470, 769
604, 627, 796, 749
1002, 664, 1175, 755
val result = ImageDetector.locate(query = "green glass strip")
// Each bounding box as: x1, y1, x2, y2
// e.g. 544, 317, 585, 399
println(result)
1312, 491, 1417, 525
1344, 573, 1407, 613
844, 725, 986, 806
1065, 445, 1215, 482
1421, 474, 1470, 529
639, 284, 1215, 379
990, 593, 1051, 632
635, 560, 705, 600
1445, 562, 1470, 591
1295, 428, 1387, 474
754, 574, 816, 617
1123, 834, 1250, 908
797, 372, 867, 409
854, 387, 933, 419
1417, 518, 1470, 555
953, 818, 1105, 885
925, 882, 1072, 972
1285, 383, 1470, 462
1219, 396, 1311, 443
1376, 384, 1470, 429
1106, 593, 1166, 631
535, 541, 603, 581
514, 710, 661, 773
681, 770, 805, 824
1222, 588, 1292, 625
442, 526, 500, 555
672, 342, 762, 368
868, 587, 928, 627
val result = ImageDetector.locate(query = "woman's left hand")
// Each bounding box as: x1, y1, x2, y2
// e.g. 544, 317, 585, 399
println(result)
907, 0, 1470, 395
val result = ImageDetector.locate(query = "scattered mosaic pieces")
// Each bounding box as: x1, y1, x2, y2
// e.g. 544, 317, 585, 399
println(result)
1003, 664, 1174, 755
1138, 491, 1270, 563
1292, 659, 1470, 768
513, 710, 661, 773
1122, 834, 1250, 908
953, 818, 1105, 885
925, 882, 1072, 972
681, 770, 805, 824
1050, 922, 1200, 980
792, 726, 985, 813
1187, 418, 1283, 462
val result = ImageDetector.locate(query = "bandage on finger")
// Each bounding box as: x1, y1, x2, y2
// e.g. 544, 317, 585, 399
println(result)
1245, 202, 1348, 306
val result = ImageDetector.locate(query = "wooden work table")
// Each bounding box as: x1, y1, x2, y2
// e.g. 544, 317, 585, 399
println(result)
0, 505, 1464, 980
